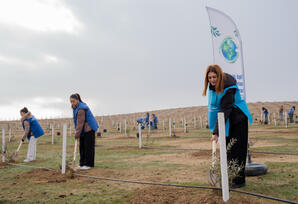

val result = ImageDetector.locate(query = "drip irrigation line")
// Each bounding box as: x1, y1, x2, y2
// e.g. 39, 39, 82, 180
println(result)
103, 145, 298, 156
6, 163, 297, 204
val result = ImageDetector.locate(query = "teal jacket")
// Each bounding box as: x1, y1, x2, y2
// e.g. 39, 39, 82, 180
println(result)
208, 81, 253, 137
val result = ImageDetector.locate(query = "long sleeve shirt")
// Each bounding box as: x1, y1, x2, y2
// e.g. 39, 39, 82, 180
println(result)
212, 89, 235, 135
75, 109, 92, 138
22, 121, 31, 140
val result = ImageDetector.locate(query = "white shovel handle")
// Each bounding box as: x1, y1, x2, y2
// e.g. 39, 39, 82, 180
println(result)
211, 140, 217, 168
73, 139, 78, 161
16, 141, 23, 152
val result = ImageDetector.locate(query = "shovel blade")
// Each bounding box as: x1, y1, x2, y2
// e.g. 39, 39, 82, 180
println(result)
207, 171, 220, 187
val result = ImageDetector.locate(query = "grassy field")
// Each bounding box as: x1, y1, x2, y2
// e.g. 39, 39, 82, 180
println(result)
0, 123, 297, 203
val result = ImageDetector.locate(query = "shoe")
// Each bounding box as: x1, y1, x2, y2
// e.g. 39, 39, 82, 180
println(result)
80, 166, 91, 170
231, 183, 246, 188
77, 166, 83, 170
24, 159, 32, 162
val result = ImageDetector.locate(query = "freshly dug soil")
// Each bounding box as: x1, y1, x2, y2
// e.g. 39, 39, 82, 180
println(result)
127, 186, 265, 204
15, 168, 71, 183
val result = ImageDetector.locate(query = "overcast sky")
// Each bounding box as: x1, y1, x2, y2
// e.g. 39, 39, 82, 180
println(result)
0, 0, 297, 120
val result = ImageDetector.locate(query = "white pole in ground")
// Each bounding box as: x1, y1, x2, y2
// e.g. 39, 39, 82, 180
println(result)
169, 118, 172, 137
218, 112, 229, 202
200, 116, 203, 129
285, 112, 288, 128
260, 111, 263, 124
51, 124, 54, 144
274, 113, 277, 126
138, 123, 142, 149
163, 120, 165, 131
8, 128, 12, 142
194, 116, 196, 128
61, 124, 67, 174
119, 122, 122, 133
2, 128, 5, 163
124, 120, 127, 136
268, 112, 271, 125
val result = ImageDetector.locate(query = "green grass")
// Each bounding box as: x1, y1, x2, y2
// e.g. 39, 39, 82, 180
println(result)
251, 144, 298, 154
243, 162, 298, 201
0, 125, 298, 203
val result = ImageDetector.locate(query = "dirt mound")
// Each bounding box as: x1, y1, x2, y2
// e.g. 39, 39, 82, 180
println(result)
15, 168, 70, 183
127, 186, 262, 204
191, 150, 212, 158
0, 162, 9, 169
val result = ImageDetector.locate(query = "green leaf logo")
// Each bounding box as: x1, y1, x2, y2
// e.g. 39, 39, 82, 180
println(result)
211, 26, 221, 37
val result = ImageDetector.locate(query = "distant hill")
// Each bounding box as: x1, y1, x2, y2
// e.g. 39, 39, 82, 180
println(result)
1, 101, 297, 130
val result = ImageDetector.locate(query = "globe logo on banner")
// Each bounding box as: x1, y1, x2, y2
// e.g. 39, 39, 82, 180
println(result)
220, 37, 239, 63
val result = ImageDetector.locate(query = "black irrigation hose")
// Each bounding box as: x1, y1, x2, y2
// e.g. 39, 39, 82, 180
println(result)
250, 151, 298, 156
105, 145, 298, 156
142, 146, 210, 152
6, 163, 298, 204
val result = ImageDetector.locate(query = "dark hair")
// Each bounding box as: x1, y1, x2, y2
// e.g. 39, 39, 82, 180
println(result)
20, 107, 29, 113
70, 93, 83, 102
293, 106, 296, 110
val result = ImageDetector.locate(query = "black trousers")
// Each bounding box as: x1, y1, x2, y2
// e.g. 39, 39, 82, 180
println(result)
79, 130, 95, 167
226, 118, 248, 185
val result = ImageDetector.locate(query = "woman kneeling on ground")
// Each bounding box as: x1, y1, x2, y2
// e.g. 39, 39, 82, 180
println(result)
70, 93, 99, 170
20, 107, 44, 162
202, 65, 253, 188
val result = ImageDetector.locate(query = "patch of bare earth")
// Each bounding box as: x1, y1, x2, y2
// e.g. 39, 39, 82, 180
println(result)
251, 153, 298, 163
0, 162, 9, 169
14, 168, 72, 183
126, 186, 272, 204
158, 139, 212, 149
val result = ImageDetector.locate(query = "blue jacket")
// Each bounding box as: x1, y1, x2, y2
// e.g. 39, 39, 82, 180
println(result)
137, 118, 144, 124
22, 115, 44, 140
263, 109, 268, 116
153, 116, 158, 124
289, 108, 295, 115
145, 115, 149, 123
208, 84, 253, 136
73, 102, 99, 136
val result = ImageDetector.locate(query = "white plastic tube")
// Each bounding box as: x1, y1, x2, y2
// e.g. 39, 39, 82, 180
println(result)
2, 128, 5, 162
61, 124, 67, 174
218, 112, 229, 202
138, 123, 142, 149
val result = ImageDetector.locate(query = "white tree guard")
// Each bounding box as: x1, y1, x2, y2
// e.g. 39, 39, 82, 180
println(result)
138, 123, 142, 149
218, 112, 229, 202
169, 118, 172, 137
61, 124, 67, 174
51, 125, 54, 145
2, 128, 5, 163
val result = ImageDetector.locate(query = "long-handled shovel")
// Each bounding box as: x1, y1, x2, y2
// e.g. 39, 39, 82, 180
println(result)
207, 140, 219, 186
71, 139, 78, 171
11, 141, 23, 161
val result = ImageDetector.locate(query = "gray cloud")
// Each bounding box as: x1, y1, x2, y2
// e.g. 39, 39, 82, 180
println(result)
1, 0, 298, 120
